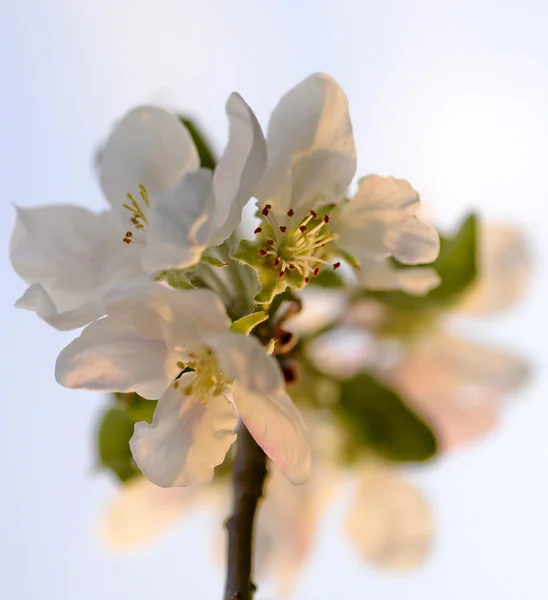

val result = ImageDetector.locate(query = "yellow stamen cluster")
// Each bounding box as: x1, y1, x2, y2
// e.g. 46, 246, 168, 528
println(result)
256, 205, 340, 282
172, 351, 227, 403
122, 184, 150, 244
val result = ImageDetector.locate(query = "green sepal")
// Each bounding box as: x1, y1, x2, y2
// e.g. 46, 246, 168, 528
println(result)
155, 268, 195, 290
201, 252, 228, 268
230, 311, 268, 335
97, 406, 140, 483
334, 373, 437, 463
179, 117, 217, 170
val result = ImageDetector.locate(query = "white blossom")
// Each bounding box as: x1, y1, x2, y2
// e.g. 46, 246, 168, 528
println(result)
55, 283, 310, 486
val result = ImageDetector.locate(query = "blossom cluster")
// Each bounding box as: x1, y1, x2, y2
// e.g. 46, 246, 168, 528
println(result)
10, 73, 527, 512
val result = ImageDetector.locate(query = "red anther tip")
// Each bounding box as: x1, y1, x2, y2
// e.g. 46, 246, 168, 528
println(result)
123, 238, 131, 244
273, 258, 281, 267
299, 225, 307, 232
279, 226, 287, 232
313, 267, 320, 277
126, 231, 133, 237
278, 270, 286, 278
288, 264, 295, 271
262, 208, 269, 216
265, 204, 272, 210
254, 227, 262, 234
259, 249, 268, 256
266, 239, 274, 246
324, 215, 330, 223
287, 209, 294, 217
310, 209, 317, 218
304, 277, 310, 283
333, 262, 341, 270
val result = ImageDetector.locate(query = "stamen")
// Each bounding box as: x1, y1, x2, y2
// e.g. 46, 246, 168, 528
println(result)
299, 225, 307, 232
259, 249, 268, 256
324, 215, 330, 224
304, 277, 310, 283
273, 258, 281, 268
310, 209, 317, 218
254, 227, 262, 234
266, 239, 274, 246
333, 262, 341, 270
287, 209, 294, 217
313, 267, 320, 277
279, 226, 287, 233
278, 270, 286, 278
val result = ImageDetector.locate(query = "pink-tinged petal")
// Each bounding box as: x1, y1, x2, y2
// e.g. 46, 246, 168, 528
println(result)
460, 223, 530, 316
55, 315, 171, 399
283, 288, 347, 335
100, 106, 199, 213
231, 382, 311, 485
258, 73, 356, 219
130, 374, 237, 487
346, 465, 433, 570
209, 93, 267, 245
390, 333, 528, 449
101, 477, 199, 550
386, 218, 440, 265
142, 169, 216, 274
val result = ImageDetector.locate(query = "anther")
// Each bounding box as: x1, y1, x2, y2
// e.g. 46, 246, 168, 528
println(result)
288, 264, 296, 271
122, 238, 131, 244
266, 239, 274, 246
259, 249, 268, 256
265, 204, 272, 210
125, 231, 133, 237
333, 262, 341, 270
324, 215, 330, 224
299, 225, 307, 232
279, 226, 287, 233
310, 209, 317, 218
313, 267, 320, 277
278, 270, 286, 278
287, 209, 294, 217
262, 207, 270, 216
304, 277, 310, 283
254, 227, 262, 234
273, 258, 281, 268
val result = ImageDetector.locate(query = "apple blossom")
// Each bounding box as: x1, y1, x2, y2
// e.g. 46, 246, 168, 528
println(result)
55, 283, 310, 486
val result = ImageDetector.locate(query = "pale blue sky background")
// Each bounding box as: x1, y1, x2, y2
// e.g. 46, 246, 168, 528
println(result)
1, 1, 548, 598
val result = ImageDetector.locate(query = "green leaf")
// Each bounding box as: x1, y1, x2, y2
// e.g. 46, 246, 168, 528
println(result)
97, 407, 140, 483
335, 373, 437, 462
115, 392, 157, 423
180, 117, 217, 169
230, 311, 268, 335
367, 213, 478, 310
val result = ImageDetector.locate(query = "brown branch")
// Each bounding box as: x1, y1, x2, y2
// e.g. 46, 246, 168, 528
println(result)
223, 422, 268, 600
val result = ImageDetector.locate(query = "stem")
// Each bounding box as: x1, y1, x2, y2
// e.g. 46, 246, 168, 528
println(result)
223, 422, 268, 600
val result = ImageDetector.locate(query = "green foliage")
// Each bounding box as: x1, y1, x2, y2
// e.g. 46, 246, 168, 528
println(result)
96, 393, 157, 483
367, 213, 478, 310
335, 373, 437, 462
155, 268, 195, 290
180, 117, 217, 169
201, 252, 228, 268
230, 311, 268, 335
308, 268, 344, 288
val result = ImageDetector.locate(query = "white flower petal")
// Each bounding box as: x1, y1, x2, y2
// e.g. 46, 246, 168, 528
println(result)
100, 106, 199, 212
208, 332, 283, 394
232, 381, 311, 485
346, 465, 433, 570
130, 374, 238, 487
101, 477, 198, 550
142, 169, 216, 274
10, 205, 146, 329
334, 175, 440, 267
15, 283, 106, 331
386, 218, 440, 265
258, 73, 356, 218
359, 258, 441, 295
460, 223, 530, 315
55, 315, 171, 398
209, 93, 267, 246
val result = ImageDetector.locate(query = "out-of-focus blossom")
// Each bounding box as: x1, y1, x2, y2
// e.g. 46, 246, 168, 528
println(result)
56, 283, 310, 486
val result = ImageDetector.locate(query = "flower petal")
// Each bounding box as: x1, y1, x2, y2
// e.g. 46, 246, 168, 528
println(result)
258, 73, 356, 219
100, 106, 199, 212
209, 93, 266, 246
10, 205, 146, 329
232, 381, 311, 485
346, 465, 433, 570
130, 374, 238, 487
101, 477, 198, 550
460, 223, 530, 315
142, 169, 216, 274
55, 314, 171, 398
358, 258, 441, 295
334, 175, 440, 267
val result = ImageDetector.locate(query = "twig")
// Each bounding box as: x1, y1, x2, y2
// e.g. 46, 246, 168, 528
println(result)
223, 422, 268, 600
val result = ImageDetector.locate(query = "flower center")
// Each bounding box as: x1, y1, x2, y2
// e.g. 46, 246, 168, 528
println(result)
122, 184, 150, 245
255, 205, 341, 282
172, 349, 227, 403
